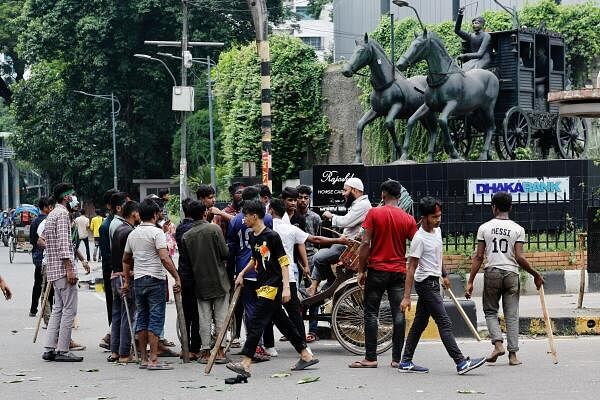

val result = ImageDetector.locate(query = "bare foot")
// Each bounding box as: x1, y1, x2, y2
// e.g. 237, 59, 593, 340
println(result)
486, 347, 506, 363
508, 352, 522, 365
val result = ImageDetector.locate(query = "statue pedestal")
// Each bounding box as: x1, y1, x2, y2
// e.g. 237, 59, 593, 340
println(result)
305, 159, 600, 233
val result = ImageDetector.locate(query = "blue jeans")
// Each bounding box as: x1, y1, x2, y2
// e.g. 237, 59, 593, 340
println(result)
111, 276, 135, 356
311, 244, 345, 283
364, 269, 405, 362
134, 276, 166, 337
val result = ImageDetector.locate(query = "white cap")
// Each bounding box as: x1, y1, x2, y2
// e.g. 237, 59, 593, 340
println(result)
344, 177, 364, 192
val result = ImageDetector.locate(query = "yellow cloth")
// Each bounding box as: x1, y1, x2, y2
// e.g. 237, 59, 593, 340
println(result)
89, 215, 104, 238
256, 285, 278, 300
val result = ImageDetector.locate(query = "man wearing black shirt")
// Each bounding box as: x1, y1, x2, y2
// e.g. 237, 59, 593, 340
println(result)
29, 196, 55, 317
174, 198, 200, 359
109, 201, 139, 363
226, 200, 318, 378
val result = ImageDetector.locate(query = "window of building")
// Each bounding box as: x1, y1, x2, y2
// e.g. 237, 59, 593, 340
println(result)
295, 6, 314, 20
301, 37, 323, 50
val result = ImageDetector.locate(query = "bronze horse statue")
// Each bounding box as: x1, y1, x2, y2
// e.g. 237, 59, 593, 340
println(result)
342, 33, 437, 163
396, 30, 499, 161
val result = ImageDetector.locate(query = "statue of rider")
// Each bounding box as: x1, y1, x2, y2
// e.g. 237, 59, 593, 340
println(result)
454, 6, 492, 71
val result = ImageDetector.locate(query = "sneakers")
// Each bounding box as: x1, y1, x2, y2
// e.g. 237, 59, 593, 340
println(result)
399, 361, 429, 373
264, 347, 278, 357
54, 352, 84, 362
457, 356, 486, 375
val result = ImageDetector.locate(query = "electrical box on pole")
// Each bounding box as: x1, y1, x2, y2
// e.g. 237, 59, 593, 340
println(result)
172, 86, 194, 111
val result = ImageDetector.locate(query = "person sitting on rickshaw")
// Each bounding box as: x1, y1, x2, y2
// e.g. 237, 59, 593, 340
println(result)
0, 211, 12, 228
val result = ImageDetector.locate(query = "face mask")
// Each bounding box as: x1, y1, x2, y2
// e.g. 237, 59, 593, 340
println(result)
68, 195, 79, 210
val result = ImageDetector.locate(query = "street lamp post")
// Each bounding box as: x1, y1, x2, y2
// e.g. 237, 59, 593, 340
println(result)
156, 53, 218, 192
74, 90, 121, 190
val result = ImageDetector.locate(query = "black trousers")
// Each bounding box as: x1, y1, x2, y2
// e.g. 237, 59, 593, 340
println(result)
102, 259, 113, 326
78, 238, 90, 261
181, 280, 201, 353
265, 282, 305, 343
30, 261, 43, 315
402, 276, 464, 364
241, 289, 306, 359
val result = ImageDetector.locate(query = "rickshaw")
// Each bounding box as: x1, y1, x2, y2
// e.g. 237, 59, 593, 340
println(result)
8, 204, 40, 263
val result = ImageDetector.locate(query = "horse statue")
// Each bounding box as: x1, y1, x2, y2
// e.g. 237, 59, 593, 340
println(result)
342, 33, 438, 163
393, 2, 500, 161
396, 29, 499, 161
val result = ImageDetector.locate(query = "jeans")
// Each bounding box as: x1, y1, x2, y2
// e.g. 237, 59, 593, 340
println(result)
78, 237, 90, 261
134, 276, 166, 336
402, 276, 464, 364
110, 276, 135, 356
181, 280, 201, 353
197, 294, 230, 350
93, 238, 101, 261
483, 268, 520, 352
30, 261, 43, 315
241, 289, 306, 359
311, 244, 346, 283
45, 277, 78, 353
364, 269, 405, 362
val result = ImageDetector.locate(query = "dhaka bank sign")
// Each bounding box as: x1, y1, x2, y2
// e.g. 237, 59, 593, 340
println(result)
467, 177, 570, 204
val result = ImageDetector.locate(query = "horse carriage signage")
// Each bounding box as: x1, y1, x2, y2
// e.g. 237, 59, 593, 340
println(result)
467, 177, 570, 204
312, 164, 366, 207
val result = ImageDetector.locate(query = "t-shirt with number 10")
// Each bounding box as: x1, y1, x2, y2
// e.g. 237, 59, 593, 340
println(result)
477, 218, 525, 274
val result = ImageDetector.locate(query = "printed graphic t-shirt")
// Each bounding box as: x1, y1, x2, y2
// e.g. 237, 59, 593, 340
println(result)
249, 227, 290, 300
477, 218, 525, 274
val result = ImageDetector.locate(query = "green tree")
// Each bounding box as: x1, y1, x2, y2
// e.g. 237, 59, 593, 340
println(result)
6, 0, 284, 202
215, 34, 330, 187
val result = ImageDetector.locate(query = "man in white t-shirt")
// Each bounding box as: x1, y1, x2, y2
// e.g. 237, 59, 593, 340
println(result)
74, 211, 90, 261
466, 191, 544, 366
121, 198, 181, 370
269, 199, 349, 342
400, 197, 486, 375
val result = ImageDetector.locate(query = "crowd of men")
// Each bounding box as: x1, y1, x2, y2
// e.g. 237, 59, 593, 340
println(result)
2, 177, 545, 378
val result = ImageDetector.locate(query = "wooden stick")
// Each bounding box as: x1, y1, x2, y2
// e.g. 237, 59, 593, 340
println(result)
321, 227, 360, 243
445, 286, 481, 341
538, 285, 558, 364
33, 282, 51, 343
205, 285, 242, 374
119, 276, 139, 362
174, 291, 190, 363
577, 268, 585, 309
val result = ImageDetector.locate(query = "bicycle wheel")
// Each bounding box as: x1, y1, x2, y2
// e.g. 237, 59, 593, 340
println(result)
331, 285, 393, 355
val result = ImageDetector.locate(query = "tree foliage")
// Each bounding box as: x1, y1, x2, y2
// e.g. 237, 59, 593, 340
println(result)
4, 0, 284, 202
358, 0, 600, 164
215, 34, 330, 186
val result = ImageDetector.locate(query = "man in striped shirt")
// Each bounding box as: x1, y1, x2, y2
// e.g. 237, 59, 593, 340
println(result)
42, 183, 84, 362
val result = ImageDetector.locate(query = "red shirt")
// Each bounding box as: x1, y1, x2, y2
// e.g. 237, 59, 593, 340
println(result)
362, 205, 417, 273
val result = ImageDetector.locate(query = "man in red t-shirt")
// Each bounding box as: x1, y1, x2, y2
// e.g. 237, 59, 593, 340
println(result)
349, 179, 417, 369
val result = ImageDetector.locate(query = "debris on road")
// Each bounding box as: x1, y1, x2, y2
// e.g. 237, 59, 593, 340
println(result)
457, 389, 485, 394
297, 376, 320, 384
270, 372, 291, 378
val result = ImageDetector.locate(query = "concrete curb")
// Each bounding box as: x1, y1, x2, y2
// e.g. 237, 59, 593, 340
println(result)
450, 270, 600, 296
515, 316, 600, 336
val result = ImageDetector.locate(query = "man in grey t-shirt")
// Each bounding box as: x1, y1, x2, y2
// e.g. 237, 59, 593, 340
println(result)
122, 199, 181, 370
466, 192, 544, 366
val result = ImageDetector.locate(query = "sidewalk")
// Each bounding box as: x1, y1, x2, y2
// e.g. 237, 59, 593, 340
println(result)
470, 292, 600, 336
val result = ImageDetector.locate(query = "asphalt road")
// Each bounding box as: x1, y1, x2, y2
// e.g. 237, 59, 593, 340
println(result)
1, 246, 600, 400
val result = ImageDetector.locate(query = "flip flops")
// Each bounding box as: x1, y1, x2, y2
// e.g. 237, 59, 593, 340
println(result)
226, 362, 251, 378
348, 360, 377, 368
291, 358, 320, 371
306, 332, 319, 343
147, 362, 173, 370
225, 375, 248, 385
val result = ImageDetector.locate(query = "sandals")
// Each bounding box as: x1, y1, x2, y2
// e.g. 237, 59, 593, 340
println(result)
348, 360, 377, 368
107, 355, 119, 362
306, 332, 319, 343
226, 362, 251, 378
225, 374, 248, 384
291, 358, 320, 371
159, 339, 176, 347
147, 362, 174, 370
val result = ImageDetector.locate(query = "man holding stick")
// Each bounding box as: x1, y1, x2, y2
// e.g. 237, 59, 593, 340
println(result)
466, 192, 544, 366
400, 197, 486, 374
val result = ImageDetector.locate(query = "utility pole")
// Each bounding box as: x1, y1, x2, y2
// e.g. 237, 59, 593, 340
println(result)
246, 0, 272, 191
207, 55, 216, 191
142, 0, 223, 218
